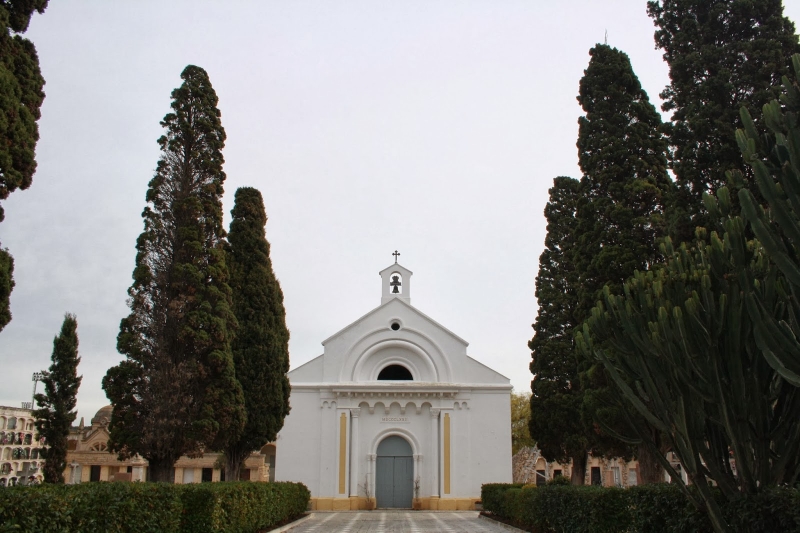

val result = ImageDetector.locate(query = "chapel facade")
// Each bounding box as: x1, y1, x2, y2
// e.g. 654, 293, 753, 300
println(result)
275, 259, 512, 510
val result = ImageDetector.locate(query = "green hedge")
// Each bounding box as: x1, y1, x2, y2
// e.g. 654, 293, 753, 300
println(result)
480, 483, 800, 533
0, 483, 181, 533
481, 482, 524, 517
180, 482, 310, 533
0, 481, 309, 533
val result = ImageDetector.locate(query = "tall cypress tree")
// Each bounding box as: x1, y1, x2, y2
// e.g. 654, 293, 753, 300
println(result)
0, 0, 48, 332
647, 0, 800, 235
223, 187, 290, 481
529, 176, 593, 484
573, 44, 675, 483
103, 65, 245, 482
33, 313, 82, 484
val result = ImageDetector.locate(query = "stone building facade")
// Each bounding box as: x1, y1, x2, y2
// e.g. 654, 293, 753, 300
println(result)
0, 405, 45, 486
512, 446, 688, 486
65, 405, 274, 483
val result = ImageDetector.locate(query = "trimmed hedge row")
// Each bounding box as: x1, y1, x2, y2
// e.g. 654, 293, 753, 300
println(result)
481, 483, 800, 533
180, 482, 310, 533
0, 481, 309, 533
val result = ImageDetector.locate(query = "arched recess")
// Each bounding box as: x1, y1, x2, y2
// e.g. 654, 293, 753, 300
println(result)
369, 428, 420, 461
339, 329, 453, 383
375, 435, 414, 509
378, 364, 413, 380
344, 339, 445, 382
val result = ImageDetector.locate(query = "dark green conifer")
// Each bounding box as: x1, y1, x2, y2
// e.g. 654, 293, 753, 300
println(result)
0, 0, 47, 332
647, 0, 800, 235
103, 65, 245, 482
529, 176, 593, 484
34, 313, 82, 484
0, 249, 12, 329
573, 44, 675, 483
574, 44, 674, 315
223, 187, 290, 481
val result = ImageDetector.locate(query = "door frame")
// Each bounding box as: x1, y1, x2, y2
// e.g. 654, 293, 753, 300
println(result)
369, 429, 421, 505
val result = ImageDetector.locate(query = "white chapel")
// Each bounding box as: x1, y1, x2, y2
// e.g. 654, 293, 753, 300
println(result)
275, 257, 512, 510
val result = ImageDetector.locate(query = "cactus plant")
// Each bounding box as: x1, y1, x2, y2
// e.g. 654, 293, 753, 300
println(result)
578, 191, 800, 532
736, 54, 800, 387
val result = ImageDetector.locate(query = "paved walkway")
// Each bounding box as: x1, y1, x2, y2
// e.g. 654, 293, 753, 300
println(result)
285, 511, 515, 533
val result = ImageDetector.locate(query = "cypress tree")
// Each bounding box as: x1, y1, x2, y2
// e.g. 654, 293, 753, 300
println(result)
223, 187, 290, 481
574, 44, 674, 314
0, 249, 12, 330
33, 313, 82, 484
647, 0, 800, 235
529, 176, 593, 484
102, 65, 245, 482
573, 44, 675, 483
0, 0, 47, 332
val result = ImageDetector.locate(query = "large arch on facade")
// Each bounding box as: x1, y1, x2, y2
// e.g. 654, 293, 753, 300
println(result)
340, 328, 453, 382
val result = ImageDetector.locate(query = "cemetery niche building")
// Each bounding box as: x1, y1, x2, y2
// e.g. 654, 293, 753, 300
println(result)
275, 258, 512, 510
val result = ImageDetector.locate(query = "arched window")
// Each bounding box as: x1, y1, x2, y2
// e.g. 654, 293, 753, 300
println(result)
377, 365, 413, 381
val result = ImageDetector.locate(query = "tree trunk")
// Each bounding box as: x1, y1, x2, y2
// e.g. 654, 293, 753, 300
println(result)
225, 448, 247, 482
637, 441, 665, 484
147, 458, 175, 483
570, 451, 587, 485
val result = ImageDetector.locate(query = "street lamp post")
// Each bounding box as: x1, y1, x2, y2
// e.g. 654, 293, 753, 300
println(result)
31, 372, 43, 409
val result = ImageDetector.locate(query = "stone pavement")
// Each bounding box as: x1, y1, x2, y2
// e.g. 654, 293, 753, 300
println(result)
285, 511, 517, 533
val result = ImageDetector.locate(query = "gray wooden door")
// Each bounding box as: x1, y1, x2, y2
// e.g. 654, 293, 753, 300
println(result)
375, 436, 413, 508
376, 456, 413, 508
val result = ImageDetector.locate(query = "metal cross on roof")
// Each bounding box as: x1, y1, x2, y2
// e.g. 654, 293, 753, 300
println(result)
392, 250, 400, 264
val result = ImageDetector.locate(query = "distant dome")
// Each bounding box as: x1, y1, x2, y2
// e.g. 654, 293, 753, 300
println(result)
91, 405, 113, 427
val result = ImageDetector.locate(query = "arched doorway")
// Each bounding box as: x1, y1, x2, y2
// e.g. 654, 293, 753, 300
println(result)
375, 435, 413, 508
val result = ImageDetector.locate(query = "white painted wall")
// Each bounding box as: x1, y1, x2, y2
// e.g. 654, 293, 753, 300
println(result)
275, 263, 512, 499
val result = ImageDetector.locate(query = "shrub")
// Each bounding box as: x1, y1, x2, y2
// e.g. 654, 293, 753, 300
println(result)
723, 487, 800, 533
481, 483, 524, 516
627, 484, 708, 533
479, 482, 800, 533
547, 475, 571, 486
0, 483, 181, 533
0, 481, 309, 533
179, 481, 310, 533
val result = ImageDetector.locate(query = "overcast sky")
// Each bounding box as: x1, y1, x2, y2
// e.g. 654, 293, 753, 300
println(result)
2, 1, 800, 423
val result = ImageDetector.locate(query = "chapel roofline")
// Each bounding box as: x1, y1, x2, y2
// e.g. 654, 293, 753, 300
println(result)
320, 296, 469, 347
288, 353, 323, 374
290, 382, 512, 391
466, 355, 511, 381
378, 262, 413, 276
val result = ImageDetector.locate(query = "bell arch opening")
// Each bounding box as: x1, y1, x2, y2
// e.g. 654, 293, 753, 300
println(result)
377, 364, 413, 381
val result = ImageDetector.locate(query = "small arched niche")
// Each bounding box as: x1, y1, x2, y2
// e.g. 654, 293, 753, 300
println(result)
389, 272, 403, 294
377, 364, 413, 381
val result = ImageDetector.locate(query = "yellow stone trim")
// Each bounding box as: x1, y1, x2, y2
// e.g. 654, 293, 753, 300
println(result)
311, 497, 368, 511
344, 497, 376, 510
428, 496, 440, 510
444, 412, 451, 494
312, 497, 333, 510
436, 498, 477, 511
338, 412, 347, 494
309, 496, 476, 511
333, 498, 351, 511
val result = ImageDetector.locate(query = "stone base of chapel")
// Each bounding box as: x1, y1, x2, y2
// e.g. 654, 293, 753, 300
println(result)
309, 496, 478, 511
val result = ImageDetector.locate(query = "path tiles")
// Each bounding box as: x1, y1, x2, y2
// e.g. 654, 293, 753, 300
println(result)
285, 511, 514, 533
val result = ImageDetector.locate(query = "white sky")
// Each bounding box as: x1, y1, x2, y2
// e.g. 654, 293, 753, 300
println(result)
2, 1, 799, 423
